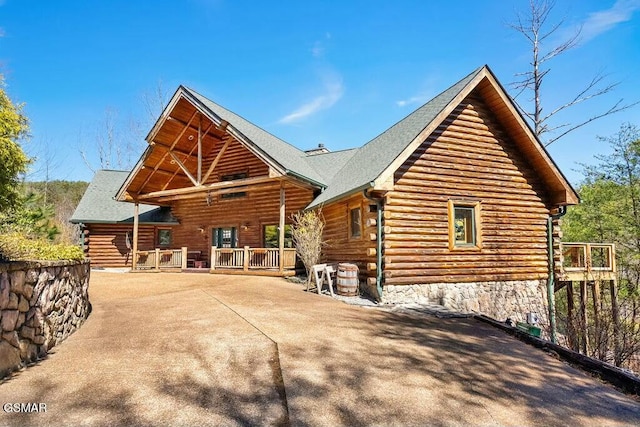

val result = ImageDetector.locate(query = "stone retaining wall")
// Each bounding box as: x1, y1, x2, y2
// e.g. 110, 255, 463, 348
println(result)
382, 280, 549, 326
0, 260, 91, 378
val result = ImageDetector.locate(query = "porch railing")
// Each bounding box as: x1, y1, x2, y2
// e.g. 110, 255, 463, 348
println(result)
135, 247, 187, 270
211, 246, 297, 271
133, 246, 297, 272
559, 242, 616, 281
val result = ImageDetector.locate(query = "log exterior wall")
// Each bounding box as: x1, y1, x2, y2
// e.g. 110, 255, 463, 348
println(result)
84, 224, 155, 268
383, 93, 552, 286
169, 183, 314, 257
321, 193, 377, 284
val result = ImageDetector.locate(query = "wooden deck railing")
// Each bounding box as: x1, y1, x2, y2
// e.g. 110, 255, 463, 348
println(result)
560, 243, 616, 281
135, 247, 187, 270
133, 246, 297, 272
211, 246, 297, 271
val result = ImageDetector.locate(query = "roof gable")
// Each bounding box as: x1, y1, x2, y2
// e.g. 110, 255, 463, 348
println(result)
117, 87, 326, 201
308, 65, 578, 208
307, 66, 484, 208
181, 87, 326, 186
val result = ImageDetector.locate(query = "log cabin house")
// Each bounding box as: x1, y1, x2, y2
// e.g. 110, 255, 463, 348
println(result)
72, 65, 583, 322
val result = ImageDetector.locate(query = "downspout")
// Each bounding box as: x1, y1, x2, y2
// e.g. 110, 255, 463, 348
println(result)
547, 205, 567, 344
364, 189, 383, 301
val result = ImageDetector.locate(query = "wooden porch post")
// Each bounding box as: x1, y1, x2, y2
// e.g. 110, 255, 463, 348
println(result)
580, 280, 589, 354
279, 182, 285, 273
592, 279, 602, 359
567, 282, 577, 351
610, 279, 621, 366
132, 202, 139, 270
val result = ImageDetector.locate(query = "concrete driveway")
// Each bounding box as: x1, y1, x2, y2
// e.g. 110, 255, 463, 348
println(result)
1, 272, 639, 426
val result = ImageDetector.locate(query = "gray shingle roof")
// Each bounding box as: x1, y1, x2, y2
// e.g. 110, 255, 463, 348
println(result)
307, 66, 483, 208
71, 170, 178, 224
183, 88, 328, 187
304, 148, 359, 183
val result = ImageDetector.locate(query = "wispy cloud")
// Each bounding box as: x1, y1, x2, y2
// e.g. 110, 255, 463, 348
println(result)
311, 41, 325, 58
279, 73, 344, 124
579, 0, 640, 43
310, 32, 331, 58
396, 94, 431, 108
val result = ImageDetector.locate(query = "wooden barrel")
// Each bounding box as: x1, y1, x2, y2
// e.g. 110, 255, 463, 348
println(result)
337, 263, 359, 296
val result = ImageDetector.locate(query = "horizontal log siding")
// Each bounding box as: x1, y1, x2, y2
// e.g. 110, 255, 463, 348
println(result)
169, 182, 314, 256
85, 224, 155, 267
321, 193, 377, 281
384, 94, 551, 285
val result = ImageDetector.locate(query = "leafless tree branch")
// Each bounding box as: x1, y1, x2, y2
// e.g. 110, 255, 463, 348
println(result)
545, 100, 640, 146
509, 0, 637, 146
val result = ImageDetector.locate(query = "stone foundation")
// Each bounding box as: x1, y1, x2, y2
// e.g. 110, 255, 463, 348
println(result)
382, 280, 549, 326
0, 260, 91, 378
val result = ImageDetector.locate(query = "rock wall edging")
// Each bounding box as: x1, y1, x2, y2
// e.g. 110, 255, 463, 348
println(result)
0, 260, 91, 378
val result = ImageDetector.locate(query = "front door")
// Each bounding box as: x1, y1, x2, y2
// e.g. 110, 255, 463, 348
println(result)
212, 227, 237, 248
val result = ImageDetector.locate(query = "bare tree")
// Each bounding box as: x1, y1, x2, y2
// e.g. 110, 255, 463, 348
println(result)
78, 108, 132, 172
510, 0, 638, 146
141, 79, 169, 126
78, 81, 169, 173
25, 135, 64, 204
291, 210, 325, 283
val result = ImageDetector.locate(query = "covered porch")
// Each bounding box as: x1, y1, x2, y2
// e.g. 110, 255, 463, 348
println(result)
116, 86, 321, 276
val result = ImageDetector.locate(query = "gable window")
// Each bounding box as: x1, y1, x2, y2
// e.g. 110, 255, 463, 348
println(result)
157, 228, 172, 247
221, 172, 248, 181
220, 191, 247, 200
448, 200, 481, 250
350, 207, 362, 238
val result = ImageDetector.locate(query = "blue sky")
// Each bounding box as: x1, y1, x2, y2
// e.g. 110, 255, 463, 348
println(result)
1, 0, 639, 185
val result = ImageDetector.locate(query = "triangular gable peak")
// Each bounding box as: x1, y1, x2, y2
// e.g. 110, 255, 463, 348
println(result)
117, 87, 320, 204
373, 66, 578, 207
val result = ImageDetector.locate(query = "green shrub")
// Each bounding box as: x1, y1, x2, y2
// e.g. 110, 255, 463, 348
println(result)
0, 231, 84, 261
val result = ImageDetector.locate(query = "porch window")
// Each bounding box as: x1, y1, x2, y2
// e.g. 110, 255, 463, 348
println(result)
213, 227, 237, 248
264, 224, 293, 248
448, 200, 482, 250
157, 228, 172, 247
350, 207, 362, 238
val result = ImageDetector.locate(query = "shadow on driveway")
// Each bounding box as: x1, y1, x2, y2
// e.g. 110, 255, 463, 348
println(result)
1, 272, 639, 426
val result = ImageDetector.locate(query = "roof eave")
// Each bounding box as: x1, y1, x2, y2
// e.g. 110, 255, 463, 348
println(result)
307, 182, 374, 210
371, 67, 487, 191
285, 169, 326, 189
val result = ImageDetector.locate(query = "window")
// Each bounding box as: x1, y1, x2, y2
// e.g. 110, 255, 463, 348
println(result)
157, 228, 172, 247
220, 172, 248, 199
350, 207, 362, 238
213, 227, 237, 248
448, 200, 481, 250
263, 224, 293, 248
220, 191, 246, 200
221, 172, 247, 181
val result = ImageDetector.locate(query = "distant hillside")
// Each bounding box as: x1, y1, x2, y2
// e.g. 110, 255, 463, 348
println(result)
22, 180, 89, 243
23, 180, 89, 208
